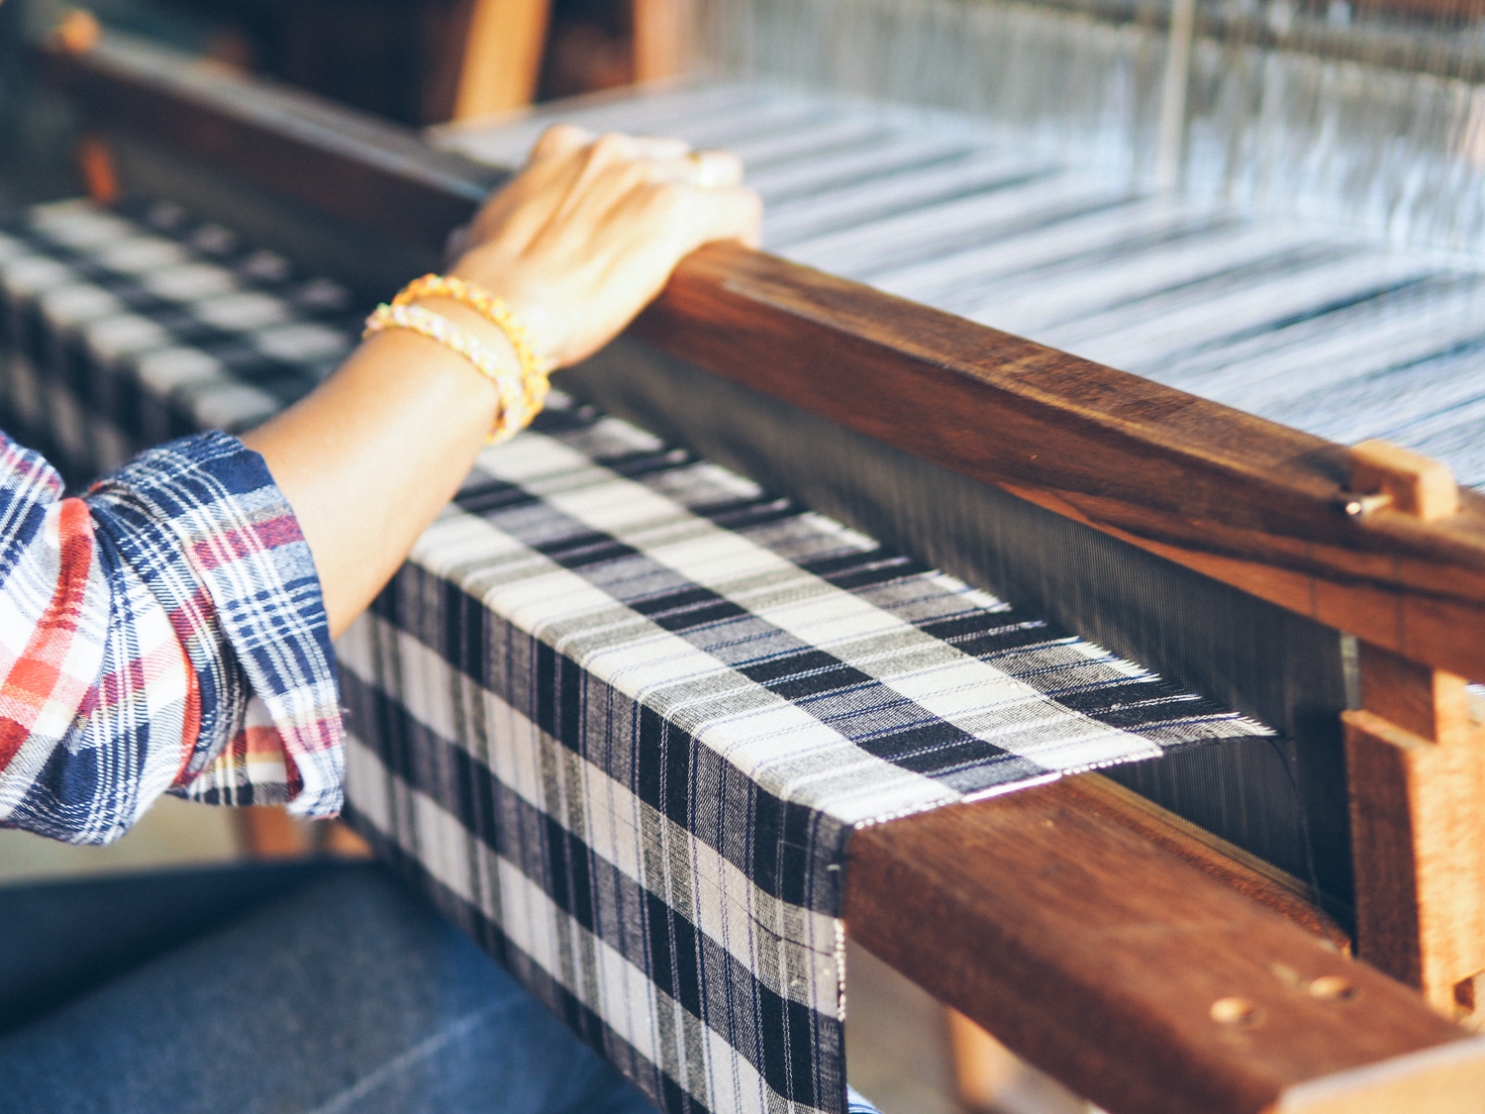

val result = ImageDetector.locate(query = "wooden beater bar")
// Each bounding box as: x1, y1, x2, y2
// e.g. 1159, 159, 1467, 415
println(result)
634, 244, 1485, 684
40, 30, 1485, 1111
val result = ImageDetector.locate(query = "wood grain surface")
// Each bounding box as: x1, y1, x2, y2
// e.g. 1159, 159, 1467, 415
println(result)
43, 33, 504, 254
1068, 776, 1351, 950
846, 777, 1485, 1114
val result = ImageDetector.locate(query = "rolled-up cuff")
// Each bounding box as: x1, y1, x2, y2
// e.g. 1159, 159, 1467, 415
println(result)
87, 431, 344, 817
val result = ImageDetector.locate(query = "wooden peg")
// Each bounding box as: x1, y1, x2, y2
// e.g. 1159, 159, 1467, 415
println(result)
1348, 439, 1459, 522
75, 135, 119, 207
233, 805, 312, 858
1343, 642, 1485, 1021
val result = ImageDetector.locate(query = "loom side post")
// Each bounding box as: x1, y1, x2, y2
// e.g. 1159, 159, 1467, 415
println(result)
1342, 440, 1485, 1026
1343, 647, 1485, 1025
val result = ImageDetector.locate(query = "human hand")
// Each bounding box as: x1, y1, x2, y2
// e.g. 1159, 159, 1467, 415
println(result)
448, 125, 761, 369
249, 127, 756, 636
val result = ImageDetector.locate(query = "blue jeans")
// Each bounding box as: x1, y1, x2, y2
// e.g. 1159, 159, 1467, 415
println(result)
0, 862, 658, 1114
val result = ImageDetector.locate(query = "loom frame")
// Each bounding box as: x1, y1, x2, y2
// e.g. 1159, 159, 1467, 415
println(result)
36, 29, 1485, 1113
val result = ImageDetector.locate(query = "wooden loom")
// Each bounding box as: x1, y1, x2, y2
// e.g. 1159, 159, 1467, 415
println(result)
40, 29, 1485, 1114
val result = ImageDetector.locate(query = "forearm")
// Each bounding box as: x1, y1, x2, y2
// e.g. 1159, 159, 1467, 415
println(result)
241, 304, 507, 640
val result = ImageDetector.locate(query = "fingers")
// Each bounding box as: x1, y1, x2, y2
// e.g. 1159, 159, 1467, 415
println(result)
540, 136, 739, 243
530, 126, 725, 179
631, 136, 694, 161
690, 150, 745, 190
451, 128, 761, 367
528, 124, 592, 164
645, 149, 745, 190
531, 125, 693, 165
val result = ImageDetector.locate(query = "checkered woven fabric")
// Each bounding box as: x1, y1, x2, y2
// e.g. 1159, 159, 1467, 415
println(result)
0, 198, 356, 484
1, 198, 1270, 1114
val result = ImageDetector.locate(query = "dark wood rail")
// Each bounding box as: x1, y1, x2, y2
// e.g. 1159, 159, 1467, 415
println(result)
40, 30, 1485, 1113
45, 30, 1485, 683
41, 29, 504, 251
635, 245, 1485, 682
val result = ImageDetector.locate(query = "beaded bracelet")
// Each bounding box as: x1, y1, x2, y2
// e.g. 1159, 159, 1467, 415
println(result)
362, 303, 535, 443
392, 274, 551, 415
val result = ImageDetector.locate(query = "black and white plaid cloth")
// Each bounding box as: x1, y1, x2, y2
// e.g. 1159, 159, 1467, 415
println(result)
1, 198, 1270, 1114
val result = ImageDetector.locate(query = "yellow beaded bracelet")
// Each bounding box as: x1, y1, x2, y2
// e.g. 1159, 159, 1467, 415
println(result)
362, 302, 535, 443
392, 274, 551, 415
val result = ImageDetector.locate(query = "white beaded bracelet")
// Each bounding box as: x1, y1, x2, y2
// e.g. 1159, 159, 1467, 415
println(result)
363, 301, 536, 443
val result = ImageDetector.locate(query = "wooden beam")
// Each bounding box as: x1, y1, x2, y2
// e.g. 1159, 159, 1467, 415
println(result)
846, 776, 1485, 1114
632, 244, 1485, 683
42, 32, 504, 254
451, 0, 554, 120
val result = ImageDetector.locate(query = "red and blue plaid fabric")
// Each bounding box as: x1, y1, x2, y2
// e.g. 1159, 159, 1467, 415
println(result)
0, 426, 344, 842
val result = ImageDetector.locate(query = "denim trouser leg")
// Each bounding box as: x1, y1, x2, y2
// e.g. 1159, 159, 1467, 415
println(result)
0, 865, 657, 1114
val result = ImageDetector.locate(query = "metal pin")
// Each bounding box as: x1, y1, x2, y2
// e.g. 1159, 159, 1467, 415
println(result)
1341, 493, 1393, 518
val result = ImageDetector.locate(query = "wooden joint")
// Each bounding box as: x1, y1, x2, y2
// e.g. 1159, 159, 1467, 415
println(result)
1359, 641, 1471, 745
1348, 439, 1459, 522
1346, 642, 1485, 1015
1454, 972, 1485, 1033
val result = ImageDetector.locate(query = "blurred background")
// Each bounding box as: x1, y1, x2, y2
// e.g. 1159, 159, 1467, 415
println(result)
1, 0, 672, 209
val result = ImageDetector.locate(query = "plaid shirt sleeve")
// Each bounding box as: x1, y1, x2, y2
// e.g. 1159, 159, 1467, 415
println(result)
0, 428, 344, 844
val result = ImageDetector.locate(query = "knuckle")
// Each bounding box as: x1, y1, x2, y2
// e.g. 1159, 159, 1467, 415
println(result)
615, 161, 648, 189
589, 133, 634, 164
533, 123, 581, 156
